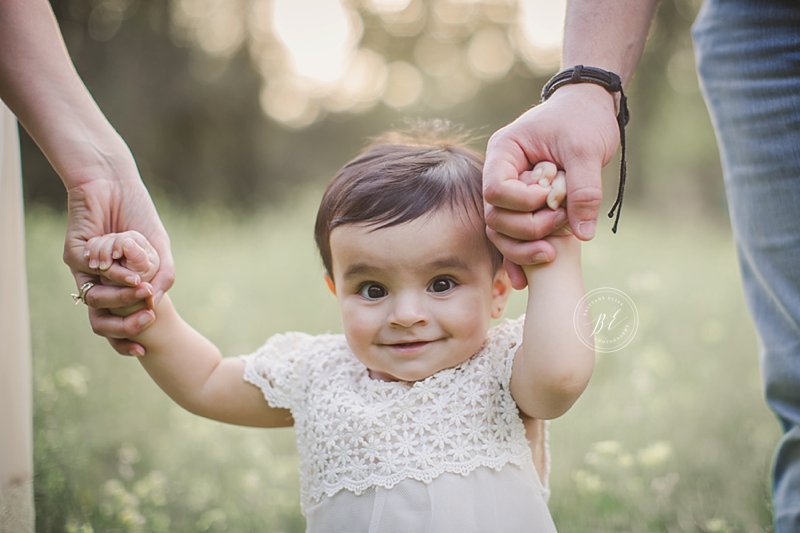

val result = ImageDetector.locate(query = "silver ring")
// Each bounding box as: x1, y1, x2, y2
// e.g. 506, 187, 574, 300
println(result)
71, 281, 96, 305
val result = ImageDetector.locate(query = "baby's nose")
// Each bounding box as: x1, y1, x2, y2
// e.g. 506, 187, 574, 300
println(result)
388, 293, 429, 327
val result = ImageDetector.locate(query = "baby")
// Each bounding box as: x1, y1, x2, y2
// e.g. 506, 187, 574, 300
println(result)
86, 125, 593, 532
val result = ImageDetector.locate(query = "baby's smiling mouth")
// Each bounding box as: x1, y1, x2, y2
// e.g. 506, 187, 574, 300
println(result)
382, 340, 434, 351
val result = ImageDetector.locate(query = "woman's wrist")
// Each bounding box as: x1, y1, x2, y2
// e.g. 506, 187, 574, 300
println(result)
56, 127, 140, 190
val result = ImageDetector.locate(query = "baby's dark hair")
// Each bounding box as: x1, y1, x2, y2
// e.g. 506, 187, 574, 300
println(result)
314, 121, 503, 277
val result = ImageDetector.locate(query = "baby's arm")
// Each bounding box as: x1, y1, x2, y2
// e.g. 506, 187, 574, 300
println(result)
511, 163, 595, 420
85, 233, 293, 428
130, 296, 293, 427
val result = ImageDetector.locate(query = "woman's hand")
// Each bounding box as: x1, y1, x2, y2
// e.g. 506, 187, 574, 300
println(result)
1, 0, 174, 356
64, 168, 174, 356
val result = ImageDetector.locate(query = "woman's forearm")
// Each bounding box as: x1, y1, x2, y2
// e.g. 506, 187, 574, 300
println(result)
0, 0, 134, 188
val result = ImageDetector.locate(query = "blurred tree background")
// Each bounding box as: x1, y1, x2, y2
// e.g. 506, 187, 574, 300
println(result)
22, 0, 724, 223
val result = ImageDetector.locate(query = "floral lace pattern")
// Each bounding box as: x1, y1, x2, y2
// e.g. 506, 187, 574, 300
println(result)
242, 316, 534, 509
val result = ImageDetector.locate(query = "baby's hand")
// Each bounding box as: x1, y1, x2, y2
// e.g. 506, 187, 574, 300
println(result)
519, 161, 570, 235
85, 231, 160, 316
519, 161, 566, 210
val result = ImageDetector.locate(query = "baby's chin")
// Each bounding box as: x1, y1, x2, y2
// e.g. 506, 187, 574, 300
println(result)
366, 360, 468, 383
367, 368, 401, 382
368, 366, 435, 383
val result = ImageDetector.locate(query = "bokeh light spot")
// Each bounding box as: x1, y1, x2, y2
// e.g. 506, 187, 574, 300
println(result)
466, 27, 514, 80
381, 61, 424, 108
260, 80, 321, 128
271, 0, 360, 87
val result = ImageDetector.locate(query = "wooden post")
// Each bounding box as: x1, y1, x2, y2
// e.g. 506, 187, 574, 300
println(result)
0, 104, 34, 532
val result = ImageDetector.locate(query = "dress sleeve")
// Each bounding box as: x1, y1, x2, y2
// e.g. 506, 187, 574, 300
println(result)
489, 314, 526, 388
239, 331, 315, 411
491, 315, 552, 499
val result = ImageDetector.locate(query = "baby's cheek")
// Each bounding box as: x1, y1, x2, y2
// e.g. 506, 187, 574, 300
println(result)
455, 299, 492, 339
343, 320, 371, 351
341, 307, 380, 358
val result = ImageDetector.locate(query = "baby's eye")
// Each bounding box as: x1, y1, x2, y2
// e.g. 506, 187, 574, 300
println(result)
429, 277, 456, 293
359, 283, 387, 300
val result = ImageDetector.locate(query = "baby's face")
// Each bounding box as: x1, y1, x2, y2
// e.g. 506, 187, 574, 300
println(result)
328, 209, 510, 382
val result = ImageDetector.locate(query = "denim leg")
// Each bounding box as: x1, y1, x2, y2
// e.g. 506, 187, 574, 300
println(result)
693, 1, 800, 530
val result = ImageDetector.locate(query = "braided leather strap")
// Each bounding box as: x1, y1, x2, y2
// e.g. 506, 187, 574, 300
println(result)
541, 65, 629, 233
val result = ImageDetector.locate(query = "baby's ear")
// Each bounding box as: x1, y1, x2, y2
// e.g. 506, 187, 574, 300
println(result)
491, 268, 512, 319
324, 274, 336, 296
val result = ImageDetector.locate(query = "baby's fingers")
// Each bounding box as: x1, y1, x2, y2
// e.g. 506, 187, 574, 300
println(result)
520, 161, 557, 186
546, 171, 567, 210
121, 238, 152, 273
85, 235, 117, 271
533, 161, 558, 186
120, 233, 160, 280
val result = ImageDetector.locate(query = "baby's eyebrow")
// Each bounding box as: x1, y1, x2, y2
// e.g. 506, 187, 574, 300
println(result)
342, 257, 470, 280
342, 263, 379, 280
424, 257, 471, 272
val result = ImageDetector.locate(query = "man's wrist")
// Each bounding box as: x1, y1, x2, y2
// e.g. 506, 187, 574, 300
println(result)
539, 65, 631, 234
545, 83, 617, 116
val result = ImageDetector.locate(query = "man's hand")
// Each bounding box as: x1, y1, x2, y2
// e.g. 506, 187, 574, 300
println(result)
483, 83, 620, 288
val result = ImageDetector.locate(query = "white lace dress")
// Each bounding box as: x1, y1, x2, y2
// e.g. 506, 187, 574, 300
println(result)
241, 316, 556, 533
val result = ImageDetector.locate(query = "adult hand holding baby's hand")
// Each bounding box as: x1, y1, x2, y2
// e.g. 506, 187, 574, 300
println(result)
485, 161, 571, 288
63, 173, 174, 356
484, 84, 620, 288
518, 161, 567, 212
83, 231, 161, 355
85, 231, 159, 284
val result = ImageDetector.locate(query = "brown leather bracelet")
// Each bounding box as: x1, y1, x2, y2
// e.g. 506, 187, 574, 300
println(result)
541, 65, 629, 233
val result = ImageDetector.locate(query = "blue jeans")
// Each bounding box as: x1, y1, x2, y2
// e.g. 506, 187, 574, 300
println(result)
693, 1, 800, 530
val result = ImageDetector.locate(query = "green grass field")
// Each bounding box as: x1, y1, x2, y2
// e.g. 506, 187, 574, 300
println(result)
26, 197, 777, 532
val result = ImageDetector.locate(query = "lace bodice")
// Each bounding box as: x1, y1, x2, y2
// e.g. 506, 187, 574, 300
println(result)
241, 316, 535, 511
